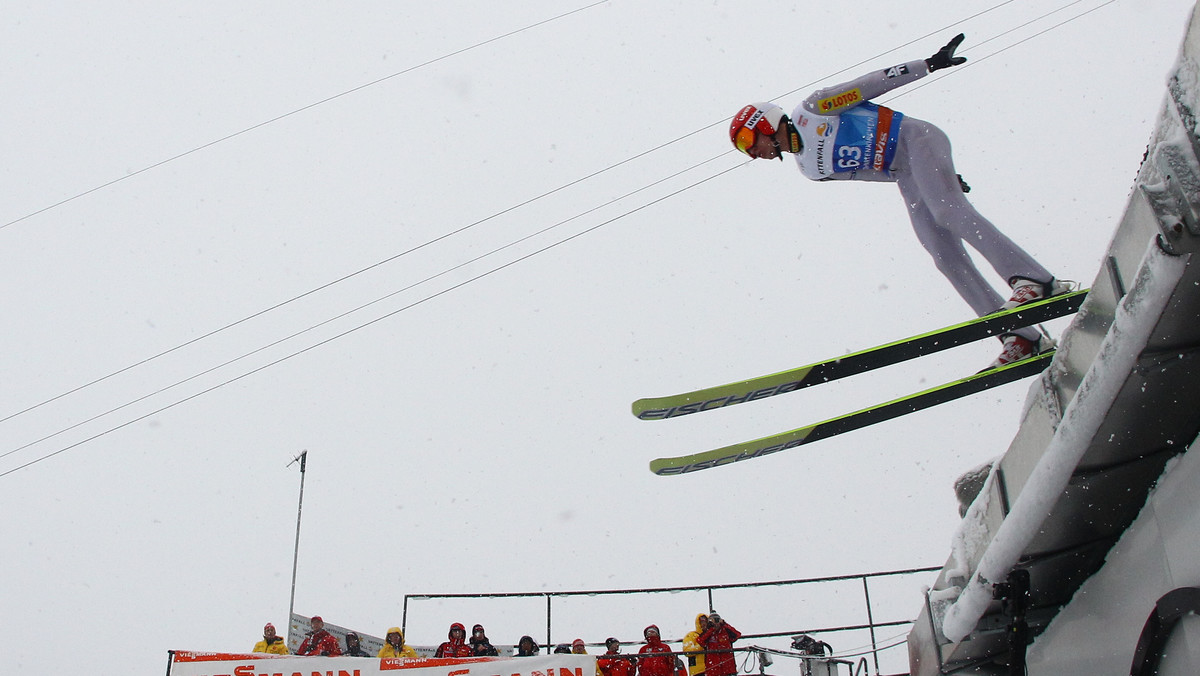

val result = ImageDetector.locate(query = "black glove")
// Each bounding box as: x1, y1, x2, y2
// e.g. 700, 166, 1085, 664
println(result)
926, 34, 966, 71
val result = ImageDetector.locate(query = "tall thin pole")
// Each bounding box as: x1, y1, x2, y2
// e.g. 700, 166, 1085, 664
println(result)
862, 576, 880, 675
287, 450, 308, 634
545, 594, 552, 655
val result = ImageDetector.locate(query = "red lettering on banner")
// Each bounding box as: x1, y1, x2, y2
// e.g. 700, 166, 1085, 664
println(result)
533, 670, 548, 676
449, 670, 470, 676
558, 668, 582, 676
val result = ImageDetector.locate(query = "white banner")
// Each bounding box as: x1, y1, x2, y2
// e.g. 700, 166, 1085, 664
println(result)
169, 651, 594, 676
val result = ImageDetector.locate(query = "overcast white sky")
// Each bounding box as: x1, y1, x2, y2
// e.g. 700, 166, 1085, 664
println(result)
1, 1, 1194, 674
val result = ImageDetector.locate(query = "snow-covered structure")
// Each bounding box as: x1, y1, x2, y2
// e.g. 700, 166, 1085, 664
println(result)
906, 4, 1200, 675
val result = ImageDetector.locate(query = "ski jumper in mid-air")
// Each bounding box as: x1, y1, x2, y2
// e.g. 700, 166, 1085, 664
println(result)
729, 34, 1070, 367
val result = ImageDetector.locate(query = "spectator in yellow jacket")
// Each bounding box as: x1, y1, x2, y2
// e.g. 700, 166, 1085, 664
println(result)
378, 627, 419, 658
682, 614, 710, 676
253, 623, 290, 655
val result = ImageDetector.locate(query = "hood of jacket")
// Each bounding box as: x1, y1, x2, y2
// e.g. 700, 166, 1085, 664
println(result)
448, 622, 467, 642
694, 614, 709, 633
517, 636, 538, 655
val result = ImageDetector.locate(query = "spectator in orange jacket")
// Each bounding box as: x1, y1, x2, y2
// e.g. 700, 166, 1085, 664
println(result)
697, 613, 741, 676
637, 626, 674, 676
436, 623, 472, 658
297, 616, 342, 657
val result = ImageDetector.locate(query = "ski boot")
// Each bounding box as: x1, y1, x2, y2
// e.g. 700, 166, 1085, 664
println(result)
986, 332, 1056, 370
1000, 277, 1076, 312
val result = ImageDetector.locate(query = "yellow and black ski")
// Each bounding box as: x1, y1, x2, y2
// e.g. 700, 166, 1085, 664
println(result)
634, 289, 1085, 421
649, 351, 1054, 475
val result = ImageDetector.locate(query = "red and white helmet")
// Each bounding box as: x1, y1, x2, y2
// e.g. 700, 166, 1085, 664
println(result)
729, 102, 786, 155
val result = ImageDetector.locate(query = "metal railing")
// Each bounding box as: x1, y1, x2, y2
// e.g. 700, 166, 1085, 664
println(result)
402, 566, 939, 675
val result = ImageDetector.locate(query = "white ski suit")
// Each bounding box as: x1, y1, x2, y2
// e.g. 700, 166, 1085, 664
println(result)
789, 60, 1052, 339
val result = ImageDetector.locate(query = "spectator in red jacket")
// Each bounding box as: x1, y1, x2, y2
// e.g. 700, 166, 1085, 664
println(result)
697, 613, 741, 676
436, 623, 473, 658
599, 638, 635, 676
297, 616, 343, 657
637, 626, 674, 676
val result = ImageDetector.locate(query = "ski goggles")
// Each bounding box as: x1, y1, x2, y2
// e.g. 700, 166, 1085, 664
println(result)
734, 126, 758, 154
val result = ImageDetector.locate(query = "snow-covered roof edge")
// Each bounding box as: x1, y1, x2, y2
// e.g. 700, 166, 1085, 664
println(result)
941, 241, 1188, 642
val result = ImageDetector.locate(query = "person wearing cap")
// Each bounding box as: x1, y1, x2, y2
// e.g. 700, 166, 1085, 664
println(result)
297, 616, 342, 657
343, 631, 371, 657
470, 624, 500, 657
378, 627, 419, 658
696, 613, 740, 676
252, 622, 290, 655
636, 625, 674, 676
729, 34, 1072, 369
435, 622, 473, 658
599, 638, 635, 676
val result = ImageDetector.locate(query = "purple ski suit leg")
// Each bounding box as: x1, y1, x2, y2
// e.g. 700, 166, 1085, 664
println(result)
892, 117, 1050, 340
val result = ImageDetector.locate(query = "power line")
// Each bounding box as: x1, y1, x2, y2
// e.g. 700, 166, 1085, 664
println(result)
771, 0, 1021, 103
0, 1, 619, 427
0, 0, 608, 232
0, 0, 1120, 477
882, 0, 1119, 103
0, 122, 715, 430
0, 0, 1047, 430
0, 161, 743, 479
0, 152, 734, 464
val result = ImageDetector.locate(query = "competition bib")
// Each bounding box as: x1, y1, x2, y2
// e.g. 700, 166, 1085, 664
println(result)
831, 103, 903, 173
